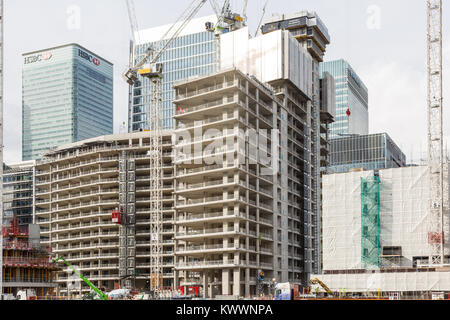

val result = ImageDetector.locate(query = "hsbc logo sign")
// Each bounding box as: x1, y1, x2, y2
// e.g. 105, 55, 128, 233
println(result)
78, 49, 101, 66
24, 52, 53, 64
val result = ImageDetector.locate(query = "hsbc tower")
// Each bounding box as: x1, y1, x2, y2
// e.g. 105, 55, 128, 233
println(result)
22, 43, 113, 160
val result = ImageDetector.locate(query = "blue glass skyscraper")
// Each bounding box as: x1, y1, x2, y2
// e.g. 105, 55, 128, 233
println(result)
22, 44, 113, 160
320, 59, 368, 139
129, 15, 217, 132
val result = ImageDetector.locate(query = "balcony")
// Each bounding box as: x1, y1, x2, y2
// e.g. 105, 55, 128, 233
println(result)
177, 210, 246, 224
175, 227, 250, 239
175, 80, 238, 101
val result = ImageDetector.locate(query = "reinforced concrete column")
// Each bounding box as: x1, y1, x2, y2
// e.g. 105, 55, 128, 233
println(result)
233, 268, 240, 297
208, 272, 213, 298
222, 269, 230, 295
202, 271, 209, 299
174, 270, 179, 290
245, 268, 250, 298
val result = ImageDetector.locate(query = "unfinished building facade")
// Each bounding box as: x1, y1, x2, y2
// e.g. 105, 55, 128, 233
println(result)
218, 11, 333, 283
173, 69, 280, 297
172, 65, 335, 297
35, 132, 175, 295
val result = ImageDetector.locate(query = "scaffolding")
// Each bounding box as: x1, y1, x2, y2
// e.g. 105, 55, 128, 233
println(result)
2, 218, 58, 296
361, 175, 381, 269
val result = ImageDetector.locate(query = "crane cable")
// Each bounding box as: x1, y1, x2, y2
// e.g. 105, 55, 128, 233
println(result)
255, 0, 269, 37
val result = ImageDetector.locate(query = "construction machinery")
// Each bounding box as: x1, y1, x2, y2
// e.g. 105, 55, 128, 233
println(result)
52, 256, 109, 300
206, 0, 246, 34
426, 0, 446, 266
310, 278, 333, 296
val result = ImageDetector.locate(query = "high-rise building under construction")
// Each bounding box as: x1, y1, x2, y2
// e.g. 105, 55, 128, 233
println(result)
171, 11, 335, 297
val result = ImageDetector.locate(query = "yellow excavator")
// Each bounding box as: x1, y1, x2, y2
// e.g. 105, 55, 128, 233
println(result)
310, 278, 333, 296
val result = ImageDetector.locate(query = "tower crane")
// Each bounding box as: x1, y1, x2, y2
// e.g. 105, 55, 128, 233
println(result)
206, 0, 246, 70
123, 0, 209, 296
426, 0, 446, 266
125, 0, 141, 45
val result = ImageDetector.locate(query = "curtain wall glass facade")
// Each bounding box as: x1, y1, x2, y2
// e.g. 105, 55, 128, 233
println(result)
129, 31, 217, 132
328, 133, 406, 173
320, 59, 368, 139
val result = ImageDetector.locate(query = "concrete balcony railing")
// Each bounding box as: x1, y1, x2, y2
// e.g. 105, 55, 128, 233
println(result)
174, 146, 233, 163
177, 210, 247, 222
53, 199, 118, 212
53, 231, 119, 241
53, 221, 114, 232
66, 253, 118, 261
175, 132, 238, 149
176, 227, 249, 237
53, 168, 118, 183
56, 242, 119, 251
49, 156, 119, 173
177, 243, 243, 253
176, 259, 272, 269
177, 179, 225, 191
56, 274, 120, 281
52, 211, 113, 223
49, 189, 119, 202
177, 115, 237, 131
176, 194, 245, 207
37, 178, 118, 195
175, 80, 237, 101
176, 163, 235, 177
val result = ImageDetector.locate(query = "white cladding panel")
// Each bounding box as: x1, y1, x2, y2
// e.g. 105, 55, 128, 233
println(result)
311, 271, 450, 292
220, 27, 312, 99
247, 30, 283, 85
220, 27, 249, 73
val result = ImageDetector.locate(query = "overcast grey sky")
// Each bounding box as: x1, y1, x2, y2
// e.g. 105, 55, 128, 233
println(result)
3, 0, 449, 164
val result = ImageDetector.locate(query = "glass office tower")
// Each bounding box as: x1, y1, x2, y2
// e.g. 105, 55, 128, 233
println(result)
320, 59, 368, 139
129, 15, 217, 132
22, 43, 113, 160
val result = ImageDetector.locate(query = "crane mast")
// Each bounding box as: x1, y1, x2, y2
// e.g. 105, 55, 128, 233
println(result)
124, 0, 208, 297
427, 0, 445, 266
